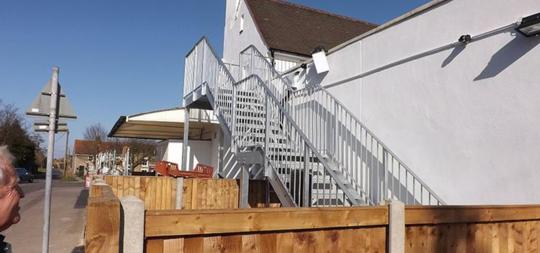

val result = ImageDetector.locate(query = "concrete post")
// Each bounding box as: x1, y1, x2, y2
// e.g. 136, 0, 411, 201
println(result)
388, 200, 405, 253
120, 196, 145, 253
175, 178, 184, 209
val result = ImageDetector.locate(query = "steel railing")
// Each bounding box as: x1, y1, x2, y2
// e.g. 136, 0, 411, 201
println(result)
184, 38, 359, 207
240, 45, 444, 205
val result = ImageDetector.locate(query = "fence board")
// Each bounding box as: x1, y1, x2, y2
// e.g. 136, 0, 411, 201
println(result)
182, 178, 239, 210
145, 207, 388, 237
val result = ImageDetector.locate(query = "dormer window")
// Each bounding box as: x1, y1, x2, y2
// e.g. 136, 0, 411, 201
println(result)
240, 14, 245, 33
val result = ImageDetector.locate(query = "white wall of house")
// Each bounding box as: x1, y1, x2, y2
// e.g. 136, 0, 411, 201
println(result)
157, 140, 215, 170
298, 0, 540, 204
223, 0, 268, 65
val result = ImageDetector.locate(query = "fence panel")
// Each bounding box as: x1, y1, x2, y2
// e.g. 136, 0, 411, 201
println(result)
405, 205, 540, 253
104, 176, 240, 210
182, 178, 239, 210
105, 176, 177, 210
144, 207, 388, 253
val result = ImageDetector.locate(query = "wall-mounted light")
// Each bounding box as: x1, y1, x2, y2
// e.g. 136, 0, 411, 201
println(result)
516, 12, 540, 37
312, 46, 329, 74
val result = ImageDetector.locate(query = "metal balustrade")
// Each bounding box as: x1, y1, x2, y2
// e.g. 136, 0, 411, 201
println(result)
239, 45, 444, 205
184, 37, 444, 207
184, 38, 361, 207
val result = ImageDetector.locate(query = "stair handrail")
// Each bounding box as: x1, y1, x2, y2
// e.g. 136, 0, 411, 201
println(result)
234, 74, 368, 206
186, 38, 366, 206
240, 45, 445, 205
185, 38, 301, 206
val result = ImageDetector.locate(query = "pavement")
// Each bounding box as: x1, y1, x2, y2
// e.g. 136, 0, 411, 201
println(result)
3, 179, 87, 253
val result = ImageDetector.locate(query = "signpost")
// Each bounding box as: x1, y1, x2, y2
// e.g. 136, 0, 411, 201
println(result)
26, 67, 76, 253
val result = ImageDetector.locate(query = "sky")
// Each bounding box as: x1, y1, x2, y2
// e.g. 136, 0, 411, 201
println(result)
0, 0, 429, 157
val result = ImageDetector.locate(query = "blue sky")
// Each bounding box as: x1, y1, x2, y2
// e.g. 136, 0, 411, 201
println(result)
0, 0, 429, 156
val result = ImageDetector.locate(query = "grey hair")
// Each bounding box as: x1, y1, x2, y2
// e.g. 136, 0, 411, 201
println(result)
0, 145, 15, 187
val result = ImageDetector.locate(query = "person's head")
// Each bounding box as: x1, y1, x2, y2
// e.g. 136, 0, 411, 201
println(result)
0, 146, 23, 232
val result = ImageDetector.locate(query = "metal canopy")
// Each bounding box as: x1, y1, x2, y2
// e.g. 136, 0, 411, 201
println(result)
26, 80, 77, 119
108, 107, 219, 140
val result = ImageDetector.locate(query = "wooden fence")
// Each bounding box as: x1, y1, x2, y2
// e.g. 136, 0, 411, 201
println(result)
86, 176, 540, 253
105, 176, 177, 210
405, 205, 540, 252
104, 176, 239, 210
144, 207, 388, 252
144, 205, 540, 253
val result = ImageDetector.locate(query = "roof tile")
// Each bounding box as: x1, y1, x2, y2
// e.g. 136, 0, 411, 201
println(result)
245, 0, 377, 56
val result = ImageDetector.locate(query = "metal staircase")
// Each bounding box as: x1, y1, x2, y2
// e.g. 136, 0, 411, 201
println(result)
183, 37, 445, 207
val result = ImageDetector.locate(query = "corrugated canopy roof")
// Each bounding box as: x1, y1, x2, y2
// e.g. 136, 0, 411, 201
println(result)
245, 0, 377, 56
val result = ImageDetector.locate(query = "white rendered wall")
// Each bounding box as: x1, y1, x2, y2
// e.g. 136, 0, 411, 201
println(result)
157, 140, 215, 170
300, 0, 540, 204
223, 0, 268, 65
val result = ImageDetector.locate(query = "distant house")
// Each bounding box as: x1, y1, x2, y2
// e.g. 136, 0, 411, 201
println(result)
72, 139, 125, 175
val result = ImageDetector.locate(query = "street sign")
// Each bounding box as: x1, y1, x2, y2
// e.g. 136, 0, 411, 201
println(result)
25, 67, 77, 253
34, 120, 67, 126
33, 124, 69, 132
26, 80, 77, 119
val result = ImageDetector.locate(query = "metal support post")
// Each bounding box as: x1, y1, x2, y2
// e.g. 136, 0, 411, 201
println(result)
182, 107, 190, 170
42, 66, 59, 253
239, 165, 249, 208
63, 130, 69, 178
231, 85, 237, 151
264, 94, 270, 177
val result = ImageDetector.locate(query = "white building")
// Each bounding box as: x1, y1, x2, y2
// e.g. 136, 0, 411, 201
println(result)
183, 0, 540, 206
109, 107, 239, 175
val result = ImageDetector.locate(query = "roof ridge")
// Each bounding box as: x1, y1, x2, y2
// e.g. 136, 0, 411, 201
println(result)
266, 0, 378, 27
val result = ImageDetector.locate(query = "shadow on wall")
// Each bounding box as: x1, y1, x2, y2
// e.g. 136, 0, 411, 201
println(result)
474, 34, 540, 81
441, 44, 466, 68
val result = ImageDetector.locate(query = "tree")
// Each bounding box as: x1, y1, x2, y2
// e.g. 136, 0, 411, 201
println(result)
0, 100, 42, 171
83, 123, 108, 141
125, 139, 156, 168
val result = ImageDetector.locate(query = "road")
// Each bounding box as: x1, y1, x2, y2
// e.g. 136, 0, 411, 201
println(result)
3, 179, 87, 253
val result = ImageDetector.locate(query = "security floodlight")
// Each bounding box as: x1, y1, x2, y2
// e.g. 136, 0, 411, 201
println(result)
312, 46, 329, 74
516, 13, 540, 37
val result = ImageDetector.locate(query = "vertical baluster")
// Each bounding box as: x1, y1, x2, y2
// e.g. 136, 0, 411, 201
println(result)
383, 148, 388, 202
391, 156, 394, 200
412, 179, 416, 204
420, 185, 424, 205
405, 169, 409, 205
303, 146, 309, 207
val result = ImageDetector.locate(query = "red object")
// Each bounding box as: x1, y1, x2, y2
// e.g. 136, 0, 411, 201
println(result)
155, 161, 214, 179
155, 161, 179, 177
